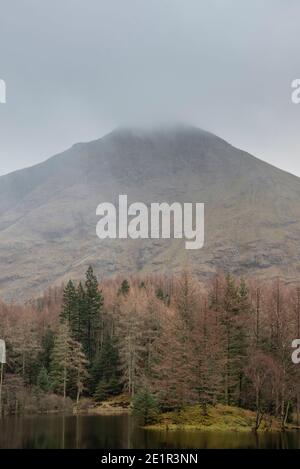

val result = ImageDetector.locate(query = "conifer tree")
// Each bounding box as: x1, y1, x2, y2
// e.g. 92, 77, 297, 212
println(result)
175, 271, 198, 328
72, 340, 89, 404
10, 317, 41, 385
117, 295, 146, 397
90, 333, 120, 395
60, 280, 78, 337
220, 275, 251, 405
76, 282, 86, 344
50, 322, 89, 402
235, 279, 252, 406
50, 322, 74, 399
37, 366, 50, 392
40, 326, 55, 372
133, 387, 159, 424
220, 274, 240, 404
155, 287, 170, 305
119, 279, 130, 296
83, 266, 104, 361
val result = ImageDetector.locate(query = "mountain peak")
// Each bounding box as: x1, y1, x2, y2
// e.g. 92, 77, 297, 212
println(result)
1, 126, 300, 301
106, 122, 215, 141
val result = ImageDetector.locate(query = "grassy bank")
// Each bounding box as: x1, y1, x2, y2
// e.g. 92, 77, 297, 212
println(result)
146, 404, 286, 432
75, 394, 131, 415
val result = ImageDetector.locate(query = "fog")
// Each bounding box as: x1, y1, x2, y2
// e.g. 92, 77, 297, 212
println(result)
0, 0, 300, 176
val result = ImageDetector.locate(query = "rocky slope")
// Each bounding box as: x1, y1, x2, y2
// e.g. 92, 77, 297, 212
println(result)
1, 124, 300, 301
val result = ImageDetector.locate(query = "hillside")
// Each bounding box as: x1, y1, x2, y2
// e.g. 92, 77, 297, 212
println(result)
1, 124, 300, 300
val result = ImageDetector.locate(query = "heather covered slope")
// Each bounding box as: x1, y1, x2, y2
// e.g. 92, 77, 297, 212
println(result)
1, 124, 300, 300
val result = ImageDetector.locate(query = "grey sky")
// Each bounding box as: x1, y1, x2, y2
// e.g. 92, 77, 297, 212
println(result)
0, 0, 300, 176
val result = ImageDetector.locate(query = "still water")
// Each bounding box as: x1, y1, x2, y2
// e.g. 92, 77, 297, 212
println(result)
0, 414, 300, 449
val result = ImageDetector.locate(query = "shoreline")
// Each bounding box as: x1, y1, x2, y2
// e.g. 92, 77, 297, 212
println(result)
144, 404, 294, 433
75, 395, 131, 416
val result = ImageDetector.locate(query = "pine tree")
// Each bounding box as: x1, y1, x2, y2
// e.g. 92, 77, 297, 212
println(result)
94, 377, 120, 402
83, 266, 104, 361
60, 280, 78, 337
77, 282, 86, 344
193, 299, 224, 412
235, 279, 252, 406
37, 366, 50, 392
133, 387, 159, 424
219, 275, 251, 405
94, 380, 109, 402
119, 279, 130, 296
90, 333, 120, 395
40, 326, 55, 372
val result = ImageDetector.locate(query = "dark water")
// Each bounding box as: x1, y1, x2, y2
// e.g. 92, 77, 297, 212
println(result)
0, 414, 300, 449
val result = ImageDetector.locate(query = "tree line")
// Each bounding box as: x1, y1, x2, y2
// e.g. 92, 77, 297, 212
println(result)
0, 268, 300, 429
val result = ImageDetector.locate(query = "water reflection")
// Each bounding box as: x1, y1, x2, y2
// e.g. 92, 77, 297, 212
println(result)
0, 414, 300, 449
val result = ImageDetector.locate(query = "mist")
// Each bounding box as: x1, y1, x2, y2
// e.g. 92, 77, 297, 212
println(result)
0, 0, 300, 175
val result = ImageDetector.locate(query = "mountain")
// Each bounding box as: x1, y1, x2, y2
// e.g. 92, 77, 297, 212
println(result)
1, 124, 300, 301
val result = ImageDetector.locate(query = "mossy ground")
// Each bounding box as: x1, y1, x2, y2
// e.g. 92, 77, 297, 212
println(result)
75, 394, 131, 415
146, 404, 284, 432
93, 394, 131, 414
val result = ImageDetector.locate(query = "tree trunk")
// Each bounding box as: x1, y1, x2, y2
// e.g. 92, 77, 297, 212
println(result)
76, 370, 81, 404
254, 388, 263, 432
0, 363, 4, 417
256, 288, 260, 346
63, 362, 67, 403
282, 400, 290, 430
225, 328, 230, 405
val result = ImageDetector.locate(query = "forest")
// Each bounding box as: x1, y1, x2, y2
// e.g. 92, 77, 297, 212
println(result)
0, 267, 300, 430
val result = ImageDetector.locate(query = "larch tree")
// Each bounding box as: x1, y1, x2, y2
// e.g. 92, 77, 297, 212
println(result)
50, 322, 75, 399
71, 340, 89, 404
116, 292, 147, 397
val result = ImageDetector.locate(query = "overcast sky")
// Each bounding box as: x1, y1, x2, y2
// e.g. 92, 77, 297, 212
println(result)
0, 0, 300, 176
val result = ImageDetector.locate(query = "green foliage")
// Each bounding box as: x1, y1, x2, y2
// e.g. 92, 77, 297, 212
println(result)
147, 404, 283, 432
59, 267, 105, 368
40, 326, 55, 372
94, 377, 121, 402
60, 280, 78, 327
37, 366, 51, 392
90, 334, 121, 395
83, 266, 104, 361
119, 279, 130, 296
133, 387, 159, 424
219, 275, 252, 406
156, 287, 169, 305
41, 267, 105, 402
76, 282, 86, 343
2, 269, 297, 431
